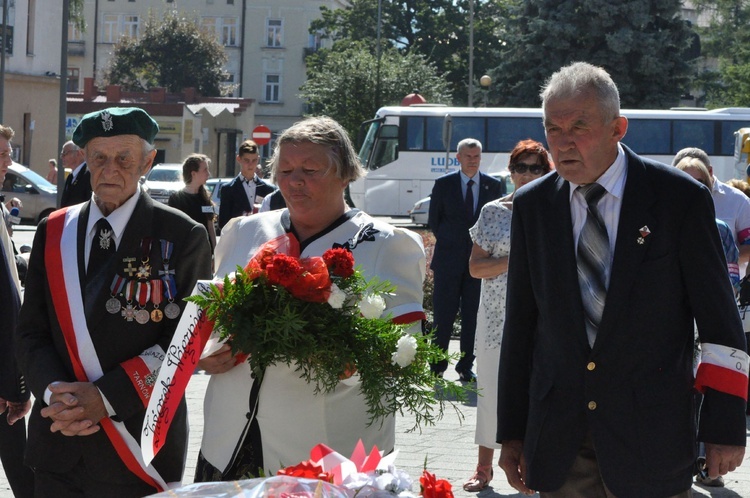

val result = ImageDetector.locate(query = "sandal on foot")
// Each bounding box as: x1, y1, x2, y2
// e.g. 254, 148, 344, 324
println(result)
463, 464, 493, 492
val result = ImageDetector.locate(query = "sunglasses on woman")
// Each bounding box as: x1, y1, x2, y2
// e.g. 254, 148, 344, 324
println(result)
509, 162, 544, 175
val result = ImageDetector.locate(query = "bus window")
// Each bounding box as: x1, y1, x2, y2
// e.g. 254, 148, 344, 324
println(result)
426, 117, 445, 151
358, 119, 381, 166
673, 120, 714, 154
369, 124, 399, 170
450, 117, 485, 150
405, 117, 425, 150
722, 121, 750, 156
487, 117, 546, 152
622, 119, 671, 155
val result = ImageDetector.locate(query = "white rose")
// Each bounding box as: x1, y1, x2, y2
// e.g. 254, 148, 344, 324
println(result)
327, 283, 347, 309
391, 334, 418, 367
358, 293, 386, 319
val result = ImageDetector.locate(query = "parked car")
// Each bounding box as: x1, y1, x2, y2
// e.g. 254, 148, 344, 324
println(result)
2, 163, 57, 224
143, 163, 184, 204
205, 177, 233, 233
408, 171, 514, 226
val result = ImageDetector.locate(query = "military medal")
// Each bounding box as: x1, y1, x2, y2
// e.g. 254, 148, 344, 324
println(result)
135, 281, 151, 324
135, 309, 150, 324
137, 238, 152, 279
106, 275, 127, 314
123, 257, 138, 278
99, 226, 113, 250
637, 225, 651, 245
151, 279, 164, 322
159, 239, 180, 319
164, 302, 180, 320
121, 303, 136, 322
106, 298, 121, 314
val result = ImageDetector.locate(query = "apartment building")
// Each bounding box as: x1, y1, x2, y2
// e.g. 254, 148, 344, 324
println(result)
1, 0, 63, 173
68, 0, 345, 160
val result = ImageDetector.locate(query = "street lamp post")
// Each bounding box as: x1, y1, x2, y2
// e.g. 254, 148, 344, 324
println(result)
468, 0, 474, 107
480, 74, 491, 107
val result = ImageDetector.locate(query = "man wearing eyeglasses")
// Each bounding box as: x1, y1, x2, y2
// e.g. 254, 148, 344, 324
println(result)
428, 138, 504, 382
60, 140, 91, 207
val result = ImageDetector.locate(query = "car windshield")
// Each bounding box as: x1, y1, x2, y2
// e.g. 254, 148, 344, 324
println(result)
148, 169, 182, 182
16, 167, 57, 194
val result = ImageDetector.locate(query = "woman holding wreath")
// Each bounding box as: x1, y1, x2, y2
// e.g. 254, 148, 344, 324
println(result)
194, 116, 426, 481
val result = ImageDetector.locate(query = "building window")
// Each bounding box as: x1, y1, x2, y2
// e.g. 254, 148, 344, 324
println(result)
123, 15, 140, 39
201, 17, 239, 47
68, 21, 83, 41
67, 67, 80, 92
264, 74, 280, 102
308, 31, 323, 51
26, 0, 35, 55
221, 17, 238, 46
266, 19, 282, 48
102, 14, 140, 43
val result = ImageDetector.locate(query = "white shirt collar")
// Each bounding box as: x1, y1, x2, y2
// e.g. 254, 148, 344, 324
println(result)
87, 187, 142, 244
459, 170, 479, 185
72, 161, 86, 178
568, 143, 627, 201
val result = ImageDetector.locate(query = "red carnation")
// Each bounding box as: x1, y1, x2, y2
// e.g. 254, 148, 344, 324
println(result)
288, 257, 332, 303
266, 254, 304, 287
277, 461, 333, 482
322, 248, 355, 278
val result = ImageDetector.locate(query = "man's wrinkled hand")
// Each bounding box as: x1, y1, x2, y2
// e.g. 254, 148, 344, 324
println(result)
41, 382, 107, 437
705, 443, 745, 479
499, 440, 535, 496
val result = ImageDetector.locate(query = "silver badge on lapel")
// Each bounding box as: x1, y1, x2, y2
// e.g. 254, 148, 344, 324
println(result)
99, 228, 113, 250
637, 225, 651, 245
101, 110, 114, 132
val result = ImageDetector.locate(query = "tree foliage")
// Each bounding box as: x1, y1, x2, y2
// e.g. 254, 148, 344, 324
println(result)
300, 41, 451, 140
487, 0, 697, 109
691, 0, 750, 107
104, 11, 228, 96
310, 0, 505, 104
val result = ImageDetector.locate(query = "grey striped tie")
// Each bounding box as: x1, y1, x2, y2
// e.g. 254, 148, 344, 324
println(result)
576, 183, 609, 347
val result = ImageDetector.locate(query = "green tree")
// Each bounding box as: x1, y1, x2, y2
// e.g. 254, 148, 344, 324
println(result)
691, 0, 750, 107
487, 0, 697, 108
311, 0, 505, 104
300, 41, 451, 140
104, 11, 228, 96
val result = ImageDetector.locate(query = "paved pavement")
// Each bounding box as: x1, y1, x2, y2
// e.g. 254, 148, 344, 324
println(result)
1, 338, 749, 497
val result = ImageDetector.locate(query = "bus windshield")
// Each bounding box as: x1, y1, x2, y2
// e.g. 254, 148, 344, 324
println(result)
358, 119, 381, 168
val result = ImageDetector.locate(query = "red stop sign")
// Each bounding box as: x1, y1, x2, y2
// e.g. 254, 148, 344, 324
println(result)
251, 125, 272, 146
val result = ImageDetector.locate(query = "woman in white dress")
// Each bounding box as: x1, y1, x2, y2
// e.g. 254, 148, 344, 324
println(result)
194, 116, 426, 481
463, 140, 552, 492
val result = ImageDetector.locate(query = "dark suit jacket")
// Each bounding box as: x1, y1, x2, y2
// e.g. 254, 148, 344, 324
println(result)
218, 175, 276, 229
428, 170, 503, 275
497, 146, 747, 498
60, 163, 92, 207
17, 194, 212, 486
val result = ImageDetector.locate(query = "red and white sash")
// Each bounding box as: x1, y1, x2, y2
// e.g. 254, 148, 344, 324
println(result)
45, 206, 169, 492
695, 342, 749, 400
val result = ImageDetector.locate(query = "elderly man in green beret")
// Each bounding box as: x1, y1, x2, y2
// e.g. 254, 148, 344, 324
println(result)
16, 107, 212, 497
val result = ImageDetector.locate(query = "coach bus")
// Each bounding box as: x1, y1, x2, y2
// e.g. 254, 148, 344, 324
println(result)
352, 105, 750, 216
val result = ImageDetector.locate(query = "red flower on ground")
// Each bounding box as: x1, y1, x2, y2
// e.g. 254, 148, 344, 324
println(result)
420, 470, 454, 498
266, 254, 304, 287
277, 461, 334, 482
322, 248, 355, 279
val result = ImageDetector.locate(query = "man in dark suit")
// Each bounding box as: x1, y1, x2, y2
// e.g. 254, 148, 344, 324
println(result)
218, 139, 276, 229
428, 138, 503, 380
60, 140, 92, 207
497, 62, 747, 498
0, 124, 34, 498
17, 107, 212, 497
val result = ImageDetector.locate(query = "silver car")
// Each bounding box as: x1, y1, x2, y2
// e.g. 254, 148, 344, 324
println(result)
143, 163, 184, 204
2, 163, 58, 224
409, 171, 514, 226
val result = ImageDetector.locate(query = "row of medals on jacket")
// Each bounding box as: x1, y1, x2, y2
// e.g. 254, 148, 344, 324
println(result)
105, 239, 180, 324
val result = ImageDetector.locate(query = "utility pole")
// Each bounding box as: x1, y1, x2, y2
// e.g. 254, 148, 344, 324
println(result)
58, 0, 70, 206
0, 0, 8, 122
468, 0, 474, 107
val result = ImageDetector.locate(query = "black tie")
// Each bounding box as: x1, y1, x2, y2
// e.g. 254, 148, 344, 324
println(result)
576, 184, 609, 347
86, 218, 116, 294
465, 179, 475, 219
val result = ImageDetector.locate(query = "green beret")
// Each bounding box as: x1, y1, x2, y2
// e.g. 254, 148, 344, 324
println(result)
72, 107, 159, 147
